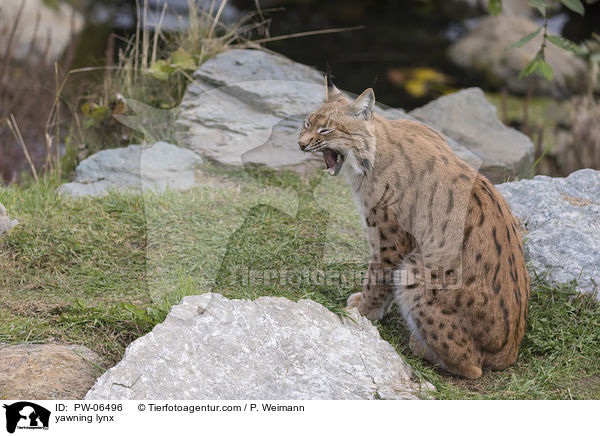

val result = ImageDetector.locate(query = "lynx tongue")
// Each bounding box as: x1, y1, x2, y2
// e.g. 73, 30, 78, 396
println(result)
322, 149, 339, 175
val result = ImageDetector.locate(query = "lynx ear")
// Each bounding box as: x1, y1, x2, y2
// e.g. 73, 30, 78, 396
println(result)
351, 88, 375, 120
325, 79, 342, 101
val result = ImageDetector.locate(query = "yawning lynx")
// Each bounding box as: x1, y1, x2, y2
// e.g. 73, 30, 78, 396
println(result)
298, 85, 529, 379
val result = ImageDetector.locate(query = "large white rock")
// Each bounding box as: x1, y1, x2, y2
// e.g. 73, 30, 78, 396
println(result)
85, 293, 432, 400
0, 0, 84, 63
0, 202, 18, 236
411, 88, 534, 182
57, 141, 203, 197
497, 169, 600, 296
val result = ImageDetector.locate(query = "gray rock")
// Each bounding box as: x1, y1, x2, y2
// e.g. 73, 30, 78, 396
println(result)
0, 202, 18, 236
496, 169, 600, 296
85, 293, 432, 400
0, 343, 105, 400
0, 0, 84, 64
176, 49, 325, 172
449, 15, 586, 97
411, 88, 534, 182
57, 141, 203, 197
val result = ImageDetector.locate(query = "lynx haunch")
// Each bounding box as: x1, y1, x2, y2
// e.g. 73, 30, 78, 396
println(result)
298, 85, 529, 379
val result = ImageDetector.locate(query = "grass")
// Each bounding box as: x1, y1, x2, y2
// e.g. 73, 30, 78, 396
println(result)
379, 278, 600, 399
1, 165, 598, 399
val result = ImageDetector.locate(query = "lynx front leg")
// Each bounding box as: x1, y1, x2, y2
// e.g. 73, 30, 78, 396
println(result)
346, 263, 396, 321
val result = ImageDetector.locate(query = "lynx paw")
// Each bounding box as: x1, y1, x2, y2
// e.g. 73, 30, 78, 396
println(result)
345, 292, 362, 310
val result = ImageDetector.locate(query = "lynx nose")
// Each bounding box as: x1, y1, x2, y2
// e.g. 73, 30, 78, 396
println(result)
298, 140, 308, 151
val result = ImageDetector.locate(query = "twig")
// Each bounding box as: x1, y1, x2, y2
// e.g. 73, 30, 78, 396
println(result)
134, 0, 141, 80
152, 3, 168, 65
254, 0, 270, 38
523, 85, 532, 137
142, 0, 149, 71
54, 62, 61, 182
501, 87, 508, 125
208, 0, 228, 40
44, 133, 53, 173
7, 114, 39, 183
251, 25, 364, 44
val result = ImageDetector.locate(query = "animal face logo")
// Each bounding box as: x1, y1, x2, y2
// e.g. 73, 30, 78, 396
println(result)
3, 402, 51, 434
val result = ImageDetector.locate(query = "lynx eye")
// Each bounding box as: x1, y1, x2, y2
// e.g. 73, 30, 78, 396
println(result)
304, 118, 311, 128
318, 128, 334, 134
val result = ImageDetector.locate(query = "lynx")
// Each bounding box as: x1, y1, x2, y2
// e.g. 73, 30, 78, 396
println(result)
298, 85, 529, 379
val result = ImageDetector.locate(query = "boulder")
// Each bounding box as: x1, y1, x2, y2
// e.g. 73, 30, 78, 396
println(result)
496, 169, 600, 296
0, 0, 84, 64
85, 293, 432, 400
0, 343, 104, 400
448, 15, 587, 97
176, 48, 325, 172
410, 88, 534, 182
0, 202, 18, 236
57, 141, 203, 197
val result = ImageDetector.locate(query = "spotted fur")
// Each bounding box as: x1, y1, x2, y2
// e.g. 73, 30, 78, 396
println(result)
299, 86, 530, 379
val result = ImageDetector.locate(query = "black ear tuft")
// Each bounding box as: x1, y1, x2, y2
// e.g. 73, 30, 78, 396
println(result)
324, 63, 344, 101
325, 61, 333, 87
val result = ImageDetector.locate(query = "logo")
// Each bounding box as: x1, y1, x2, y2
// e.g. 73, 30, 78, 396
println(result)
2, 402, 50, 434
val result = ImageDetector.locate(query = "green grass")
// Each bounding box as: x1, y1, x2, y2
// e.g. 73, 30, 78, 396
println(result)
1, 167, 598, 398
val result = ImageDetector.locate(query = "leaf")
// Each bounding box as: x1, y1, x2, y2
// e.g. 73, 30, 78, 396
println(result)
560, 0, 585, 14
489, 0, 503, 15
538, 60, 554, 81
590, 52, 600, 64
546, 34, 579, 52
89, 105, 111, 122
80, 102, 91, 116
170, 47, 197, 70
148, 60, 175, 80
528, 0, 551, 16
519, 57, 541, 79
508, 27, 542, 50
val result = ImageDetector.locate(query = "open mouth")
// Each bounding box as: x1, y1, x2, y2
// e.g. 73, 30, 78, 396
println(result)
322, 148, 344, 176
